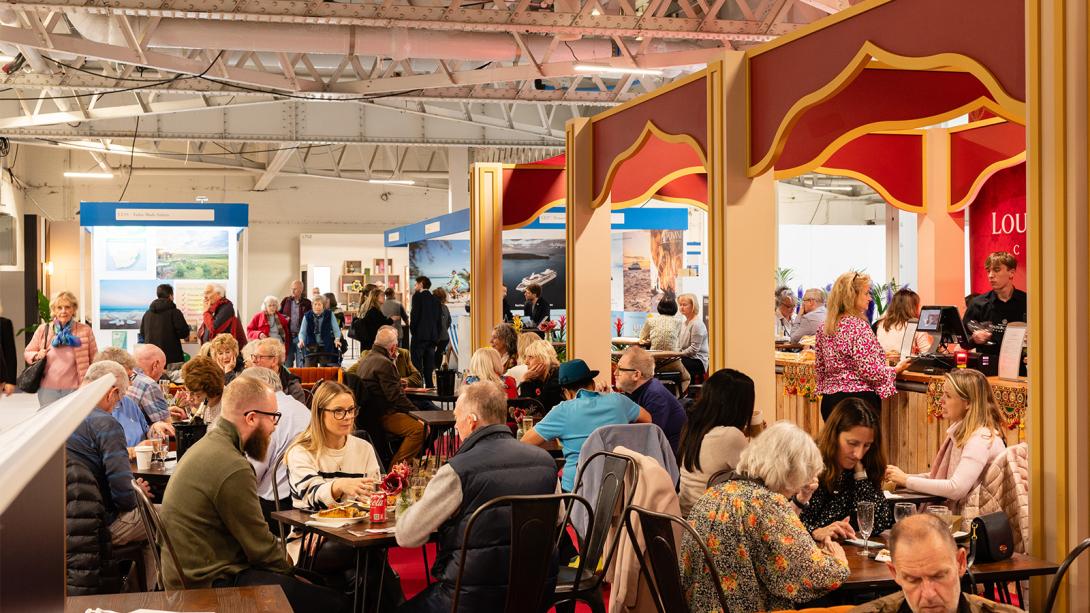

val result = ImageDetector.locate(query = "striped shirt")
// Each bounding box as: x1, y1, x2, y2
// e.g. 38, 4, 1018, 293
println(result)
286, 436, 381, 510
66, 407, 136, 523
128, 367, 170, 424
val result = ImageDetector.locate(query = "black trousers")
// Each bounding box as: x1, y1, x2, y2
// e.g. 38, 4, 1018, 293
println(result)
259, 495, 293, 537
213, 568, 347, 613
820, 390, 881, 421
433, 340, 449, 371
411, 339, 437, 387
680, 356, 706, 381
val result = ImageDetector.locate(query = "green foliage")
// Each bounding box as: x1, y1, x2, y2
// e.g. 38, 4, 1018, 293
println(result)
775, 267, 794, 287
16, 290, 51, 336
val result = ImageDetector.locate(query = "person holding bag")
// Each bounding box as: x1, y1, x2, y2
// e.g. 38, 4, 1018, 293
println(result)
23, 291, 98, 407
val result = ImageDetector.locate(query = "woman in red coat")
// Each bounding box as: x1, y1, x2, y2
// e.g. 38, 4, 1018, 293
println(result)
247, 295, 292, 354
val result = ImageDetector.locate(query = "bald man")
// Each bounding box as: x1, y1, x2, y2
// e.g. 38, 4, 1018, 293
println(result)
850, 514, 1021, 613
131, 344, 185, 422
159, 377, 346, 612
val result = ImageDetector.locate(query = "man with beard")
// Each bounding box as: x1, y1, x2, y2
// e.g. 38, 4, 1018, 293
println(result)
159, 376, 346, 612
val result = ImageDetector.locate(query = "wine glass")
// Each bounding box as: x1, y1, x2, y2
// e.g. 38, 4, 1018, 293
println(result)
894, 502, 916, 523
148, 431, 166, 465
410, 476, 426, 503
857, 501, 875, 557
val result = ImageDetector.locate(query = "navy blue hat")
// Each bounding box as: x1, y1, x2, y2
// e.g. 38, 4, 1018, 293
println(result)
558, 359, 599, 387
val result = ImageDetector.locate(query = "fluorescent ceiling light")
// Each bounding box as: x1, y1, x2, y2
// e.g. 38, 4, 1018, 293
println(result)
573, 64, 664, 76
369, 179, 415, 185
63, 171, 114, 179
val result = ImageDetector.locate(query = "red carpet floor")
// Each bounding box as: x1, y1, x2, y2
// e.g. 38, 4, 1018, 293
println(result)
388, 545, 604, 612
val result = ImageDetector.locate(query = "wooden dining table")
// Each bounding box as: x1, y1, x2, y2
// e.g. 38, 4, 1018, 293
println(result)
840, 542, 1059, 595
65, 585, 290, 612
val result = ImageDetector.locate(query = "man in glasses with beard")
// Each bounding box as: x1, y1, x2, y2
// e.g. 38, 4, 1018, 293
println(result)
159, 376, 346, 612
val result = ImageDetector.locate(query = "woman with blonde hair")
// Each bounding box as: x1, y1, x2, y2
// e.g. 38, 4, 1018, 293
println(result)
677, 293, 709, 381
465, 347, 517, 398
351, 287, 391, 351
24, 291, 98, 407
205, 333, 243, 383
885, 369, 1006, 510
874, 288, 932, 357
517, 339, 563, 411
815, 271, 911, 420
504, 331, 543, 385
286, 381, 402, 605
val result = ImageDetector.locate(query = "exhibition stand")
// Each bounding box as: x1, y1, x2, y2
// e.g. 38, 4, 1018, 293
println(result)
78, 202, 248, 353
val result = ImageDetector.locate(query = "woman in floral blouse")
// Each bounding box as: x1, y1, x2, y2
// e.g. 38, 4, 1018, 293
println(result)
800, 398, 894, 540
681, 422, 849, 612
815, 271, 912, 420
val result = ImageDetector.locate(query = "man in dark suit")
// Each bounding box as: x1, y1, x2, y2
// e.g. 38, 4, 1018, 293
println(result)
356, 327, 425, 465
409, 276, 442, 387
523, 282, 551, 329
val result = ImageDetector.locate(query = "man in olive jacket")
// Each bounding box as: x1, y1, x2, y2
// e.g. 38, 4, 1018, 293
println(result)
356, 326, 425, 465
159, 377, 345, 613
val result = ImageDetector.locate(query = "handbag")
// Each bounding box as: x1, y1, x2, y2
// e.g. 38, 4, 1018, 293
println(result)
16, 324, 51, 393
968, 511, 1015, 564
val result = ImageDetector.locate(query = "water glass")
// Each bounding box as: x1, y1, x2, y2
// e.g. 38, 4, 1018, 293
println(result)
149, 432, 166, 465
410, 476, 427, 503
857, 501, 875, 557
894, 502, 916, 523
926, 505, 951, 517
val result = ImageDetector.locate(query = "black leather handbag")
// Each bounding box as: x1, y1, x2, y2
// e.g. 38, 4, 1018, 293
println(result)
16, 324, 50, 393
968, 511, 1015, 564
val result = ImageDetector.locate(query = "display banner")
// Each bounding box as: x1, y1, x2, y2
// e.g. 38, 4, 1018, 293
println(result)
968, 163, 1026, 295
80, 202, 248, 227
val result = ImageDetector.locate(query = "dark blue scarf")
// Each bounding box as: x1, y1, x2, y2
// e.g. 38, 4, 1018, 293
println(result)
51, 320, 82, 348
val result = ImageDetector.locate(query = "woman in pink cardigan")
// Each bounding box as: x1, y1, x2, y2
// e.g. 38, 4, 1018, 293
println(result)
24, 291, 98, 407
884, 368, 1006, 511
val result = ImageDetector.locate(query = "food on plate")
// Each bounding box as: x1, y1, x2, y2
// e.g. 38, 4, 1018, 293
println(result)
316, 504, 365, 519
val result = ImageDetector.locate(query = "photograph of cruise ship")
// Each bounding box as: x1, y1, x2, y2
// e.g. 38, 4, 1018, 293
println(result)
515, 268, 557, 292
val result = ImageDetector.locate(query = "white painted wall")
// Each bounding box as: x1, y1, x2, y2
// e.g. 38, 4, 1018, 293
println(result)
16, 146, 449, 318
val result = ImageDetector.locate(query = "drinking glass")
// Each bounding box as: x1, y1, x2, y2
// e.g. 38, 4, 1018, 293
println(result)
410, 477, 426, 503
857, 501, 875, 557
149, 432, 166, 465
926, 504, 951, 517
894, 502, 916, 523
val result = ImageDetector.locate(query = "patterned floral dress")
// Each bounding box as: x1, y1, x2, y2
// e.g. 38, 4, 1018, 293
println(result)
680, 479, 850, 612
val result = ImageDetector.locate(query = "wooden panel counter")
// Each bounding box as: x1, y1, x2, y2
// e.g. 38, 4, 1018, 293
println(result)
774, 357, 1027, 474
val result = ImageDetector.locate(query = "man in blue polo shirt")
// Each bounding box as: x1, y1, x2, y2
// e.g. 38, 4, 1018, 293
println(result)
522, 359, 651, 492
614, 346, 688, 454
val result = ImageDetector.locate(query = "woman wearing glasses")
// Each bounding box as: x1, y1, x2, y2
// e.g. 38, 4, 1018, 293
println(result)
815, 272, 912, 420
286, 381, 403, 607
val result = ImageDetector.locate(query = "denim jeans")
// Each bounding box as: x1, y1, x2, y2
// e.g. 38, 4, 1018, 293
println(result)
37, 386, 77, 409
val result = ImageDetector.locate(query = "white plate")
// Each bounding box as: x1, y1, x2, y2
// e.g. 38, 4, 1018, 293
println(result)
307, 514, 369, 526
952, 530, 969, 540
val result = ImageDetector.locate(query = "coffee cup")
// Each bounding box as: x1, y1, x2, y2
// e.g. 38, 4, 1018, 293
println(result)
135, 446, 154, 470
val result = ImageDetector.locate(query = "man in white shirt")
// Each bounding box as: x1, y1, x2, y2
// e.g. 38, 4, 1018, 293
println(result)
236, 366, 311, 535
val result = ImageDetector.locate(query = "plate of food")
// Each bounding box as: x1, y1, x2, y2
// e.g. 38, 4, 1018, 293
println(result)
310, 502, 369, 524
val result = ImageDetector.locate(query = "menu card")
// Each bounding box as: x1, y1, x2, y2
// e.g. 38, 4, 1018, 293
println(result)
997, 322, 1027, 380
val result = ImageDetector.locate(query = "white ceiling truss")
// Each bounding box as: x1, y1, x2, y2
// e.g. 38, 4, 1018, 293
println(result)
0, 0, 847, 188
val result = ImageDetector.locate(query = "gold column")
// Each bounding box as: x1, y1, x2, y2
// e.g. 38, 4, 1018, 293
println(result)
1026, 0, 1090, 610
469, 163, 504, 353
915, 129, 967, 307
565, 117, 612, 383
707, 52, 777, 406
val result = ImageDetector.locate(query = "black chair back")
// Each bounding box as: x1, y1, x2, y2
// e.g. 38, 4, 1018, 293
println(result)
1044, 537, 1090, 613
131, 480, 188, 590
451, 493, 592, 613
623, 504, 729, 613
570, 451, 639, 586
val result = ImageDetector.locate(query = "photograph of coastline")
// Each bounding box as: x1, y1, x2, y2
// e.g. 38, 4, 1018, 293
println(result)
621, 232, 652, 312
155, 229, 229, 279
99, 280, 160, 329
408, 239, 471, 306
502, 238, 566, 310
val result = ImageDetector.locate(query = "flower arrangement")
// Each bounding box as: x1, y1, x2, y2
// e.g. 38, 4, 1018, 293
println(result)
512, 316, 523, 335
380, 462, 412, 497
614, 317, 623, 336
538, 319, 558, 340
557, 315, 566, 341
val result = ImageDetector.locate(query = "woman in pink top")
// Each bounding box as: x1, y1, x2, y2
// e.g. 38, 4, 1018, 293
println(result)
815, 272, 912, 420
884, 368, 1006, 511
24, 291, 98, 407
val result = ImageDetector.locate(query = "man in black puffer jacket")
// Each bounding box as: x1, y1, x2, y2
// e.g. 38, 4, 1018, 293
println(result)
66, 459, 118, 595
139, 284, 191, 364
395, 383, 559, 613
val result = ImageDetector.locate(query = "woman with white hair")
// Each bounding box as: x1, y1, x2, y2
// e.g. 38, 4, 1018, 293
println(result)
680, 421, 849, 612
465, 347, 517, 398
677, 293, 708, 381
246, 295, 291, 354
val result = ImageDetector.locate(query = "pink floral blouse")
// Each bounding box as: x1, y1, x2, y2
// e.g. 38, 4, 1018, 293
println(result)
815, 316, 897, 398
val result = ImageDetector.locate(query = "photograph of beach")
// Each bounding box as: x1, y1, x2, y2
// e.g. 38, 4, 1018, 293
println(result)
99, 279, 161, 330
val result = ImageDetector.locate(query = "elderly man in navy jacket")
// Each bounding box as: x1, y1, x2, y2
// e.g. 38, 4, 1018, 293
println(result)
395, 383, 558, 613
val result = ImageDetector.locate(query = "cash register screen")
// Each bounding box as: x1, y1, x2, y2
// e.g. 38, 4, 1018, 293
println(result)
917, 308, 943, 333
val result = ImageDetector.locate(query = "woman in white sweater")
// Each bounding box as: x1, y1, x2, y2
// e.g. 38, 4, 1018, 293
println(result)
285, 381, 402, 605
677, 369, 766, 516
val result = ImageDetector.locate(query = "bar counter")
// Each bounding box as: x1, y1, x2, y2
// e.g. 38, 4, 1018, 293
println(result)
774, 356, 1027, 474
